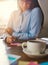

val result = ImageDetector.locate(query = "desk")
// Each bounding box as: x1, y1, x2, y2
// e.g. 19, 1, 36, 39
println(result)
8, 45, 48, 63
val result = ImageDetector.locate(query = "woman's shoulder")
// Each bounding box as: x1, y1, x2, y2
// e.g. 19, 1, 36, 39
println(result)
31, 7, 42, 14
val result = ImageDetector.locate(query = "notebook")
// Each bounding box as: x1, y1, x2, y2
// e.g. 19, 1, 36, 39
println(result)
40, 62, 48, 65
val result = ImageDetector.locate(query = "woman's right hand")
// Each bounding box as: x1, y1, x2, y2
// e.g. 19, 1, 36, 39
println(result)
5, 36, 13, 44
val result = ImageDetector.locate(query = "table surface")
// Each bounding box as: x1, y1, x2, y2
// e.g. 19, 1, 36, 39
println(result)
7, 45, 48, 63
6, 38, 48, 63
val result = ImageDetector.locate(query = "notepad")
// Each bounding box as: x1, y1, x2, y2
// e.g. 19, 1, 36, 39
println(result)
8, 54, 21, 64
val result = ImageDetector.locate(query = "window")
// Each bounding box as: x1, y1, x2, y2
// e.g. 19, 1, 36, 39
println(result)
0, 0, 18, 28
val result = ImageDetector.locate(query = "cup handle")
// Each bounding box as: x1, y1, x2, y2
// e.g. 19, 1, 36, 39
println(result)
22, 42, 27, 50
41, 43, 46, 53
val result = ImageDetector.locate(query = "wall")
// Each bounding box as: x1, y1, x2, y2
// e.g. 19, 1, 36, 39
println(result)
38, 0, 48, 37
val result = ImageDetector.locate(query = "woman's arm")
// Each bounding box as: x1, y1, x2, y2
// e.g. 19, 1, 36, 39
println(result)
12, 8, 43, 40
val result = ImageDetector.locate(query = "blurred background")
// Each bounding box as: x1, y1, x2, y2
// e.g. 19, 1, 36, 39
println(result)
0, 0, 48, 37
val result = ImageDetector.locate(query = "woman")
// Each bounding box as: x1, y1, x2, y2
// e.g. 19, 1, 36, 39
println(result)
5, 0, 44, 43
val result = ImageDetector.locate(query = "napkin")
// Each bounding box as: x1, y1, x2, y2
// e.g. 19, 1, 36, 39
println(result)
11, 42, 22, 46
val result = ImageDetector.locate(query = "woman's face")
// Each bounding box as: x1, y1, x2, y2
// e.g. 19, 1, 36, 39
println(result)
18, 0, 32, 11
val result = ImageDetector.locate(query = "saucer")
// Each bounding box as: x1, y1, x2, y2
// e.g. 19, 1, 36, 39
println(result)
23, 48, 48, 58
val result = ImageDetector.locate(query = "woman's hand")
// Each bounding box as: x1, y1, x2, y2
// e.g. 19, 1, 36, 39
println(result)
5, 36, 16, 44
5, 28, 13, 35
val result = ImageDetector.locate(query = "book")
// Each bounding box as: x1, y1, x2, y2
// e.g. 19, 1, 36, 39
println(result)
40, 62, 48, 65
18, 61, 39, 65
28, 61, 39, 65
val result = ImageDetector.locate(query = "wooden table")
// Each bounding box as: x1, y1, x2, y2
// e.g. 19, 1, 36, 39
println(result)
8, 45, 48, 63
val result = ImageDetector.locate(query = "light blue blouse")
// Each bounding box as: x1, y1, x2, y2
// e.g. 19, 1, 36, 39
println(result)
9, 7, 43, 40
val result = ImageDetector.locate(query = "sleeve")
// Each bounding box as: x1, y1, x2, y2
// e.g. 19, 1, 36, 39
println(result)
12, 8, 43, 40
28, 8, 42, 38
12, 32, 29, 40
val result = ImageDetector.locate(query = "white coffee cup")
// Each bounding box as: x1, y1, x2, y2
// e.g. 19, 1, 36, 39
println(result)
22, 41, 46, 55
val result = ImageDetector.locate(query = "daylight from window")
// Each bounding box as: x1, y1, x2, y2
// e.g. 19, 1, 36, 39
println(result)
0, 0, 18, 28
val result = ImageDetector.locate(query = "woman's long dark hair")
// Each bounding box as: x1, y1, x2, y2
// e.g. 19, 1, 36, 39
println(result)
30, 0, 44, 28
